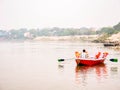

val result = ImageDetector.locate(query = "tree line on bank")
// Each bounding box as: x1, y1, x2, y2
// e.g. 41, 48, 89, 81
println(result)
0, 22, 120, 40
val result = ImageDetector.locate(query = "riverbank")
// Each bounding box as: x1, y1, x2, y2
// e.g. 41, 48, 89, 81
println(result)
33, 34, 120, 50
33, 35, 98, 42
107, 32, 120, 42
102, 32, 120, 49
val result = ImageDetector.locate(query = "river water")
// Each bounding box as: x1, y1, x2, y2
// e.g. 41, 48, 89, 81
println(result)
0, 41, 120, 90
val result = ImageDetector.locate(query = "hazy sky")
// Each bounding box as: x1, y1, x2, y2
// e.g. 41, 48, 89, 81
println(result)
0, 0, 120, 30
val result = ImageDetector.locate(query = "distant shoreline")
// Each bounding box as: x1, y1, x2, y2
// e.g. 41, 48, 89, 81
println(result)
33, 35, 98, 41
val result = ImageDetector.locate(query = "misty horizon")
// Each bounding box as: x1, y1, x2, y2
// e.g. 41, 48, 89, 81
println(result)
0, 0, 120, 30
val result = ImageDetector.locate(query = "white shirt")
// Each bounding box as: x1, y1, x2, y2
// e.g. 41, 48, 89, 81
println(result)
81, 52, 86, 58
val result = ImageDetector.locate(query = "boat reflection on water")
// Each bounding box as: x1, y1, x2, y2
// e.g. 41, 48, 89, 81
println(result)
75, 63, 108, 85
58, 63, 65, 72
110, 67, 118, 78
58, 64, 64, 69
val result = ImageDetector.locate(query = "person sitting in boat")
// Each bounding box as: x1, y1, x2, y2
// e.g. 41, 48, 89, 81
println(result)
95, 52, 101, 59
81, 49, 89, 58
75, 51, 80, 58
102, 52, 108, 58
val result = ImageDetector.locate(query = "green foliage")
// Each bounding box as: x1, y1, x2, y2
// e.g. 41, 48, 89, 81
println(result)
97, 27, 114, 35
0, 22, 120, 40
94, 22, 120, 43
97, 22, 120, 35
9, 28, 27, 39
113, 22, 120, 31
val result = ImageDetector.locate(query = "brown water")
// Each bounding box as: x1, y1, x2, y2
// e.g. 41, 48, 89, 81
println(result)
0, 41, 120, 90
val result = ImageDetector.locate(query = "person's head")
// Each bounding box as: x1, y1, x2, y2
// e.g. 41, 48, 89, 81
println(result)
83, 49, 86, 52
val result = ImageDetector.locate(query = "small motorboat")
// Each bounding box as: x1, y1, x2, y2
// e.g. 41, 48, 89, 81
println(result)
75, 58, 106, 66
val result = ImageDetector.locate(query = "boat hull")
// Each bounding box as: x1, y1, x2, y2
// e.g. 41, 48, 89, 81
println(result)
104, 43, 119, 46
76, 58, 105, 66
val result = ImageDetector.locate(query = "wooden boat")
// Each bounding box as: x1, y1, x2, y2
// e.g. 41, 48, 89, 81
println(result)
75, 58, 106, 66
103, 41, 119, 46
104, 43, 119, 46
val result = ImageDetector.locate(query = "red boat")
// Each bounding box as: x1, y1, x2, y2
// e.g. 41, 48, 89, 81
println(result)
75, 58, 106, 66
75, 51, 108, 66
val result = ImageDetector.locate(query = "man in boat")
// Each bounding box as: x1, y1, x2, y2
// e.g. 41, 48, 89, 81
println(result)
75, 49, 89, 59
81, 49, 89, 58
